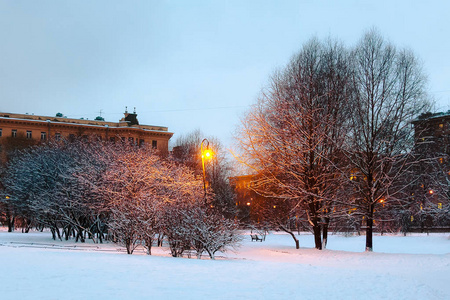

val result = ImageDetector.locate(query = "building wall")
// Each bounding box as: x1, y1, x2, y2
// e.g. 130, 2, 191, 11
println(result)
413, 112, 450, 154
0, 112, 173, 154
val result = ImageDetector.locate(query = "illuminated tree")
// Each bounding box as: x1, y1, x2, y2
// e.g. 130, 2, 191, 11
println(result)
236, 38, 352, 249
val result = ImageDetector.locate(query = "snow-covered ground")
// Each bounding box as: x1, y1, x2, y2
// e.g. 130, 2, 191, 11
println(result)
1, 229, 449, 299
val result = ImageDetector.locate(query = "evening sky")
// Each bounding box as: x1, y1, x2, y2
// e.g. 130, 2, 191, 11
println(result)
1, 0, 449, 148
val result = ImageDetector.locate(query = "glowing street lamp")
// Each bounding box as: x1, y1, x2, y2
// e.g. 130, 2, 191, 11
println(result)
201, 138, 213, 196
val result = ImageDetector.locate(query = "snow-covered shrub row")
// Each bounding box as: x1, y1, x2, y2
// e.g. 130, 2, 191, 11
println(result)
0, 140, 240, 259
1, 140, 107, 242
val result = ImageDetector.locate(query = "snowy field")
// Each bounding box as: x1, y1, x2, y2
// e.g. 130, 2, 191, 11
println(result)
1, 229, 449, 300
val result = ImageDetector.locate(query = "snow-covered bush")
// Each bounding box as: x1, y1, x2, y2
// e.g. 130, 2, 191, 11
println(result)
2, 140, 108, 241
2, 139, 242, 258
185, 206, 241, 259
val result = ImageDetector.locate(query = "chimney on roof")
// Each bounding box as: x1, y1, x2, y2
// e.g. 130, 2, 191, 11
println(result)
122, 107, 139, 126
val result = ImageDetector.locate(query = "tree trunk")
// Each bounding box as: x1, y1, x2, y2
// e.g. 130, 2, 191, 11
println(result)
145, 238, 152, 255
157, 233, 164, 247
55, 226, 62, 241
76, 229, 85, 243
206, 249, 215, 260
7, 216, 15, 232
279, 225, 300, 249
365, 204, 374, 252
24, 219, 32, 233
64, 226, 70, 240
313, 224, 322, 250
322, 217, 329, 249
125, 239, 134, 254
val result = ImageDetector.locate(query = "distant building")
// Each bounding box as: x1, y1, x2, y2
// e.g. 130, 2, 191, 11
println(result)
412, 111, 450, 155
409, 111, 450, 230
0, 109, 173, 154
229, 175, 256, 206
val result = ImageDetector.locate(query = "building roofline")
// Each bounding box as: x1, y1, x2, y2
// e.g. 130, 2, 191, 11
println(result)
412, 111, 450, 124
0, 112, 172, 135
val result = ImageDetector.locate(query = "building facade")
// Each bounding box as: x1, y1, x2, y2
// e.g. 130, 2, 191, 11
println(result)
0, 110, 173, 154
412, 111, 450, 155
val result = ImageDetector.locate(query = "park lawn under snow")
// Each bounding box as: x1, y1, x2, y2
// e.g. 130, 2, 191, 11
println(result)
1, 229, 449, 300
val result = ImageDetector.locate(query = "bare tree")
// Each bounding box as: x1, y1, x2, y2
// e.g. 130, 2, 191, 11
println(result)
236, 38, 352, 249
345, 29, 429, 251
173, 130, 236, 216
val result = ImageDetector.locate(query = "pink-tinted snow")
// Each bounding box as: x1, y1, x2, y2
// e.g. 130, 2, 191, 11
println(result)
1, 229, 449, 299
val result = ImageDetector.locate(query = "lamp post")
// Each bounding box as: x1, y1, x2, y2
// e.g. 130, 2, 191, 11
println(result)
201, 138, 213, 197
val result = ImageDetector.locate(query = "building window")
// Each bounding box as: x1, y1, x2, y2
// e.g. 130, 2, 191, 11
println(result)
128, 137, 134, 144
139, 139, 145, 147
0, 128, 2, 137
26, 131, 32, 139
55, 133, 61, 141
439, 123, 444, 129
41, 132, 47, 140
69, 134, 75, 142
11, 130, 17, 138
152, 140, 157, 149
110, 137, 116, 143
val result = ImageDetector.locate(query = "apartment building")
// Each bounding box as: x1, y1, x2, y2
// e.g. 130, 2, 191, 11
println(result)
0, 109, 173, 154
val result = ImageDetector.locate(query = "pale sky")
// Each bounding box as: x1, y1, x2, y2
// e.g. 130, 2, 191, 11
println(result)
1, 0, 449, 149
